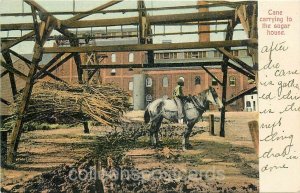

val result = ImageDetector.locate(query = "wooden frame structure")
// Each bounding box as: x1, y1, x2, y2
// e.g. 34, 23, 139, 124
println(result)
0, 0, 258, 163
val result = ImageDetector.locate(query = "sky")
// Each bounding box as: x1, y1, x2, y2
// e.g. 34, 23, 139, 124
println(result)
0, 0, 248, 54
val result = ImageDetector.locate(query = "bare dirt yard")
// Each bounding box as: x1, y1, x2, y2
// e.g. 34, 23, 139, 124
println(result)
1, 111, 258, 192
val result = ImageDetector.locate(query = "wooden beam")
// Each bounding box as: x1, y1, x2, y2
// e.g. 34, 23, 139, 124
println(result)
235, 5, 250, 36
0, 2, 255, 18
37, 53, 74, 79
220, 21, 235, 138
225, 86, 256, 105
0, 97, 11, 106
33, 53, 64, 79
2, 52, 18, 99
9, 49, 65, 80
0, 23, 34, 31
0, 58, 27, 81
67, 0, 123, 22
31, 6, 42, 45
1, 31, 35, 52
80, 61, 223, 69
227, 61, 255, 80
87, 67, 101, 82
217, 47, 254, 74
201, 66, 223, 86
9, 50, 66, 83
43, 39, 257, 53
1, 70, 9, 78
62, 10, 235, 28
7, 15, 52, 163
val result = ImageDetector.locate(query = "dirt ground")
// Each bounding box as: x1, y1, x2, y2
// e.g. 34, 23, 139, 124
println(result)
1, 111, 258, 192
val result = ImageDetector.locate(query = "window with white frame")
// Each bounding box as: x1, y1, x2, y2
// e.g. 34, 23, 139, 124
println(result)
111, 53, 116, 62
146, 77, 152, 87
129, 52, 134, 62
229, 76, 236, 86
162, 76, 169, 87
128, 81, 133, 91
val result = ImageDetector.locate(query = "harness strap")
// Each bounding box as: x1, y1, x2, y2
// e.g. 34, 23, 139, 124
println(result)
191, 96, 206, 112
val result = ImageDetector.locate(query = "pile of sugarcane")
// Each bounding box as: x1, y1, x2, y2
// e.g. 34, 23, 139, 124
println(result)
9, 81, 131, 126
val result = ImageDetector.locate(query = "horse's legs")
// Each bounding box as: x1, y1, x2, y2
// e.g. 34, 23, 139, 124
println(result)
154, 117, 163, 146
182, 122, 195, 150
149, 122, 156, 146
149, 117, 163, 147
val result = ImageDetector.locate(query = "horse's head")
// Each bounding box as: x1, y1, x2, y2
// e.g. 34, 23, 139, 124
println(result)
206, 86, 223, 109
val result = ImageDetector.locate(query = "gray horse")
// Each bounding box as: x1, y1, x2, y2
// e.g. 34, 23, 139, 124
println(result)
144, 86, 223, 150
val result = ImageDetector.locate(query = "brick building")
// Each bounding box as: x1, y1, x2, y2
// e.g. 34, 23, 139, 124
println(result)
49, 30, 255, 111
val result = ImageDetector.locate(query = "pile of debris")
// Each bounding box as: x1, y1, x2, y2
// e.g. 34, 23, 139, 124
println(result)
8, 81, 131, 126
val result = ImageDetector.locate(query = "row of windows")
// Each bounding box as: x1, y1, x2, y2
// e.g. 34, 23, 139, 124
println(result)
154, 50, 248, 60
128, 76, 239, 90
111, 52, 134, 63
126, 77, 255, 95
212, 76, 236, 86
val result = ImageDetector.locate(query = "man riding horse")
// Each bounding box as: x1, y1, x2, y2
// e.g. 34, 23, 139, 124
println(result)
173, 77, 185, 124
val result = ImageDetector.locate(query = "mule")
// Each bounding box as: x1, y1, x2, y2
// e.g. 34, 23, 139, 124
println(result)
144, 86, 223, 150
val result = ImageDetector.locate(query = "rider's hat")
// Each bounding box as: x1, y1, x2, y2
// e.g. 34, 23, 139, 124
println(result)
177, 77, 184, 85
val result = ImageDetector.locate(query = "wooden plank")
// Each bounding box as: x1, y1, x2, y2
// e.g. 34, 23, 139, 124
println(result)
248, 120, 259, 155
217, 47, 254, 74
43, 39, 257, 53
201, 66, 223, 86
0, 23, 34, 31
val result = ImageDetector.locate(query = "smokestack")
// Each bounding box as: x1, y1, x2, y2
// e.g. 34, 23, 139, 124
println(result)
198, 0, 210, 42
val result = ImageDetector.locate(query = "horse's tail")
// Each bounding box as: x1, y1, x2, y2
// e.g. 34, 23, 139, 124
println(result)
144, 107, 151, 124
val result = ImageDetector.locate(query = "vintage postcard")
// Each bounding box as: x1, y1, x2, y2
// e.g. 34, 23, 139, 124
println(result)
0, 0, 299, 192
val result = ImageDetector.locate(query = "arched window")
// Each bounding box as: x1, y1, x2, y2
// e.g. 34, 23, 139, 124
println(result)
128, 52, 134, 62
146, 77, 152, 87
162, 76, 168, 87
195, 76, 201, 85
128, 81, 133, 91
111, 53, 116, 62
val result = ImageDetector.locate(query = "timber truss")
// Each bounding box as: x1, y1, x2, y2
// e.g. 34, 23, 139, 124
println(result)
0, 0, 258, 163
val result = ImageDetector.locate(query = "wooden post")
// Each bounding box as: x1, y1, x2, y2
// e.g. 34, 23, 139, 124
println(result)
2, 52, 18, 100
83, 122, 89, 134
7, 7, 53, 163
1, 130, 8, 166
220, 62, 227, 137
248, 120, 259, 155
220, 21, 235, 137
209, 114, 215, 136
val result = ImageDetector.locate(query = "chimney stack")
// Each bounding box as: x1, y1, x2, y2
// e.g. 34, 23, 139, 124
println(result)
198, 0, 210, 42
